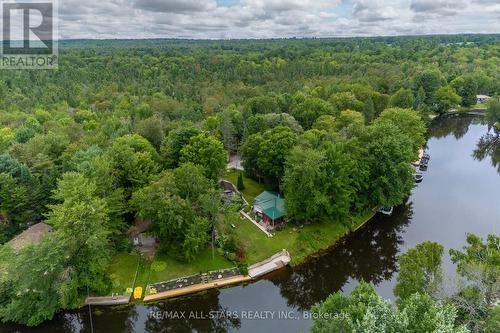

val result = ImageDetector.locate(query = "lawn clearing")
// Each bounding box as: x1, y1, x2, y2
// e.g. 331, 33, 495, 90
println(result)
225, 210, 375, 265
148, 249, 233, 285
108, 252, 140, 294
108, 248, 234, 295
225, 169, 270, 204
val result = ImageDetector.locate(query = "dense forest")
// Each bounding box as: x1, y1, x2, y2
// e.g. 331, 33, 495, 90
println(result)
0, 35, 499, 326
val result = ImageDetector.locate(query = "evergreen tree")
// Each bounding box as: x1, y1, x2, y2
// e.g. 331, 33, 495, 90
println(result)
237, 172, 245, 191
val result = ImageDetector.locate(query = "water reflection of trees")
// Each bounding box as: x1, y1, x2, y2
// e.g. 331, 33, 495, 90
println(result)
1, 290, 241, 333
0, 310, 88, 333
144, 291, 241, 333
473, 131, 500, 173
88, 304, 139, 333
428, 115, 479, 140
270, 203, 413, 310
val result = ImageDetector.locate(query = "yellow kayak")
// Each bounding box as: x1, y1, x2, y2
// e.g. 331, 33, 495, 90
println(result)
133, 287, 143, 300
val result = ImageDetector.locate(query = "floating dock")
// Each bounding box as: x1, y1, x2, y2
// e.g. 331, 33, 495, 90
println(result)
85, 295, 130, 306
248, 250, 291, 279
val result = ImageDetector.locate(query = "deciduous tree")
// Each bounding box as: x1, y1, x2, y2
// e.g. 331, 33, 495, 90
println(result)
179, 133, 227, 182
394, 241, 444, 300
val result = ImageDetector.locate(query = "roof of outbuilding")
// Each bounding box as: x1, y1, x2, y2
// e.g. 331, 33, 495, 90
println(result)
254, 191, 286, 219
8, 222, 52, 251
129, 219, 152, 236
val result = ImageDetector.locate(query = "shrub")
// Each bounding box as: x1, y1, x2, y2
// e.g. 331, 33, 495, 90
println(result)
151, 260, 167, 272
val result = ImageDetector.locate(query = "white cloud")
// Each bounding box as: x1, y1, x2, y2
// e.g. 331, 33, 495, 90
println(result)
49, 0, 500, 39
410, 0, 467, 17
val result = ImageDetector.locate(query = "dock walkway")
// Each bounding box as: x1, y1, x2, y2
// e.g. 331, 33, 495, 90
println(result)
248, 250, 291, 279
143, 275, 252, 302
85, 295, 130, 306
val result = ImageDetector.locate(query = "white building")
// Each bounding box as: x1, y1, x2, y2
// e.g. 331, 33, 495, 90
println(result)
477, 95, 491, 104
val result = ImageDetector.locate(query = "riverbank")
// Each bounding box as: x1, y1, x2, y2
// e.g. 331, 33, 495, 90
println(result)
224, 170, 376, 265
103, 171, 376, 303
5, 115, 497, 332
441, 107, 487, 117
106, 209, 375, 300
225, 207, 375, 266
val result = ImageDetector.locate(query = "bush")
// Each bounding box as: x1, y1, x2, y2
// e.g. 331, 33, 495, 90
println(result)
237, 263, 248, 275
151, 260, 167, 272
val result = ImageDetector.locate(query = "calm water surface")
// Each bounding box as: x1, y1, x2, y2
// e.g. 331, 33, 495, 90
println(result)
3, 116, 500, 333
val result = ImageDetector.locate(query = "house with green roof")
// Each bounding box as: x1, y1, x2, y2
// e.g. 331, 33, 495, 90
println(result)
253, 191, 286, 228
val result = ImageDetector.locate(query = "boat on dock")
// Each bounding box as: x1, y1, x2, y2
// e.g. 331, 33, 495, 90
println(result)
378, 207, 394, 216
415, 172, 424, 183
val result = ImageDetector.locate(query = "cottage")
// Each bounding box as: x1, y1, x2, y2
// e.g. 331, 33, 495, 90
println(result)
129, 220, 154, 245
253, 191, 286, 228
128, 220, 157, 259
7, 222, 52, 251
477, 94, 491, 104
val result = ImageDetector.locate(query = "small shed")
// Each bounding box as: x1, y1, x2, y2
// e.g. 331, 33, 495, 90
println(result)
129, 220, 157, 259
253, 191, 286, 227
129, 220, 154, 246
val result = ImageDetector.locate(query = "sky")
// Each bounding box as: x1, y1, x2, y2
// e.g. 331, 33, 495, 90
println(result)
25, 0, 500, 39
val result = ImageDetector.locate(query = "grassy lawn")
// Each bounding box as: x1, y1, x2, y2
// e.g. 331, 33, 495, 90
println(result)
225, 169, 269, 203
106, 166, 376, 297
224, 169, 376, 265
472, 103, 487, 109
225, 210, 375, 265
108, 252, 140, 294
108, 248, 233, 295
148, 249, 233, 284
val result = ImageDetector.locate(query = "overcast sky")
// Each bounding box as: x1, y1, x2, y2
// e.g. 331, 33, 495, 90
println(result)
53, 0, 500, 39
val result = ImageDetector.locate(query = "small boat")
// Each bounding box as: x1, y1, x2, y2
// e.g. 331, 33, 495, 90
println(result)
415, 173, 424, 183
378, 207, 394, 216
134, 287, 143, 300
419, 164, 428, 171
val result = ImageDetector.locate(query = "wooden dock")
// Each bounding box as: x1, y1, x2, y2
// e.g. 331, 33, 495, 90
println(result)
143, 250, 291, 302
85, 295, 130, 306
143, 275, 252, 302
248, 250, 291, 279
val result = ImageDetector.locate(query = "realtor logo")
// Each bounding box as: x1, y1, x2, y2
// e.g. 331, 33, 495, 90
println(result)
1, 0, 58, 69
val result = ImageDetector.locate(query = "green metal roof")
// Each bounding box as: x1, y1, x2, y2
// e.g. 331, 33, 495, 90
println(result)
254, 191, 286, 219
263, 207, 285, 220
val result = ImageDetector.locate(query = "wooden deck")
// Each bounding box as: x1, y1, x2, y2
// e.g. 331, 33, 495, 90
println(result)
240, 210, 273, 237
143, 275, 252, 302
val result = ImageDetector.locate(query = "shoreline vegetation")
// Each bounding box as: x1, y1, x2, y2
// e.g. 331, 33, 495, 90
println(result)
108, 169, 376, 303
1, 35, 498, 328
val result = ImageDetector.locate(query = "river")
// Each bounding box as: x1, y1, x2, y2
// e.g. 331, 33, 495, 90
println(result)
3, 115, 500, 333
